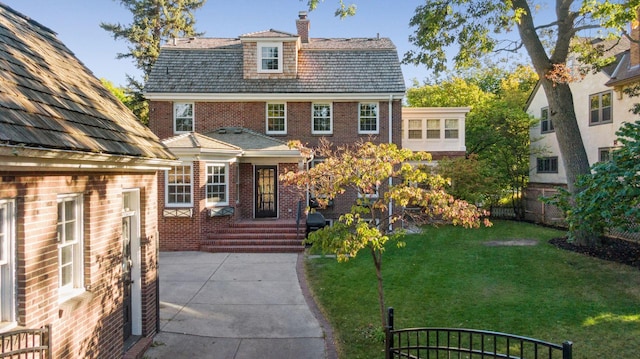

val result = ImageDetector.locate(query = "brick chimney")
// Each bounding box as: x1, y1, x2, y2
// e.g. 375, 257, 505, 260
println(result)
631, 11, 640, 67
296, 11, 310, 43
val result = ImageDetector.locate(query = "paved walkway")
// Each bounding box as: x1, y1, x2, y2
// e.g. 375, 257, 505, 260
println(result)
144, 252, 331, 359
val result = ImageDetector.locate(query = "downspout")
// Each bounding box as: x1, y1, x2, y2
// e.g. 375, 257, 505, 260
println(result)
388, 95, 393, 232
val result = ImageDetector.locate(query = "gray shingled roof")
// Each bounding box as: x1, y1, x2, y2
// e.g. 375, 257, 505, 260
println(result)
0, 4, 174, 160
145, 37, 406, 94
204, 127, 297, 153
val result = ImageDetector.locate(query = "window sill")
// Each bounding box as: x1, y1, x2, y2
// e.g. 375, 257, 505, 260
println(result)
58, 289, 92, 312
0, 322, 18, 333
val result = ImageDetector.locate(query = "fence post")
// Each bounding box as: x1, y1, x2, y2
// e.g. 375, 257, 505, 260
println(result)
562, 341, 573, 359
385, 307, 394, 359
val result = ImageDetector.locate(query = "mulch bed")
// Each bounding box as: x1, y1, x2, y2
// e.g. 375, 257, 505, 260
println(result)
549, 237, 640, 269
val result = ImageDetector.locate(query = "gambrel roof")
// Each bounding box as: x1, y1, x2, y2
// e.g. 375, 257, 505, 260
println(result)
0, 3, 174, 166
145, 36, 406, 95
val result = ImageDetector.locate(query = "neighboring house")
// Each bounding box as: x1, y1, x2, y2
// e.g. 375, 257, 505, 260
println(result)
401, 107, 469, 159
0, 4, 175, 358
144, 12, 405, 251
525, 36, 635, 224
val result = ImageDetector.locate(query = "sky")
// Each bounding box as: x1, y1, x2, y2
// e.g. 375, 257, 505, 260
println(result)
2, 0, 431, 88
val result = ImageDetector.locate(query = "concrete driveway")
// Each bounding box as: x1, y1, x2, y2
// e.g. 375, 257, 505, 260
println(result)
144, 252, 331, 359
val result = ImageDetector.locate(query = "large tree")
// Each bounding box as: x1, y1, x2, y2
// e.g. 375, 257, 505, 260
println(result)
403, 1, 639, 246
408, 67, 538, 217
281, 140, 490, 327
101, 0, 205, 123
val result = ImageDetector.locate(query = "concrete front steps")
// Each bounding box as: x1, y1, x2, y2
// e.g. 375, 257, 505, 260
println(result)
201, 220, 306, 253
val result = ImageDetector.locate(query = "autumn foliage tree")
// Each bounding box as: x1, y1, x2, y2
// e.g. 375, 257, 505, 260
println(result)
281, 140, 490, 327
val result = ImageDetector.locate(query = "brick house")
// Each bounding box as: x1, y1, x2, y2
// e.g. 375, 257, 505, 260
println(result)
145, 12, 405, 251
0, 4, 175, 358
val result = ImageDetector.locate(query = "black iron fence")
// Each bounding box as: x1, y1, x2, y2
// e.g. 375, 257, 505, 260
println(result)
385, 308, 572, 359
0, 325, 51, 359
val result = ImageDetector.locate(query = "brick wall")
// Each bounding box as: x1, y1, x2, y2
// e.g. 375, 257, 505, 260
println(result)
0, 171, 159, 359
149, 99, 403, 148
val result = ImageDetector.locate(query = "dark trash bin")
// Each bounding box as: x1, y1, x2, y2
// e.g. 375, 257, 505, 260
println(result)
306, 212, 327, 238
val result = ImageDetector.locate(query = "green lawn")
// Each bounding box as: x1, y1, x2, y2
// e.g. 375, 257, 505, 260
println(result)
305, 220, 640, 359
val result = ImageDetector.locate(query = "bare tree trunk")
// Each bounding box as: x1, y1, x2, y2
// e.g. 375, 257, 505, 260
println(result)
513, 0, 600, 245
370, 247, 387, 328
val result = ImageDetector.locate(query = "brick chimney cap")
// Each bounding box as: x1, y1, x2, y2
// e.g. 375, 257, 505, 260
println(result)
298, 11, 308, 19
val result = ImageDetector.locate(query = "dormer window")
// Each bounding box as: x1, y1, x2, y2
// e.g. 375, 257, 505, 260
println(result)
258, 42, 283, 73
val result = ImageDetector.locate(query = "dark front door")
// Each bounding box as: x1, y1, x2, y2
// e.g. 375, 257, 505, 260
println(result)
122, 216, 133, 340
255, 166, 277, 218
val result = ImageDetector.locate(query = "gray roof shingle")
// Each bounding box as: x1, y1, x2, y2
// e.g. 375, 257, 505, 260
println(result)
145, 36, 406, 94
0, 3, 174, 160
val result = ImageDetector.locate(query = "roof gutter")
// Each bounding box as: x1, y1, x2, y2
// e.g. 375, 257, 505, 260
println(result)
0, 145, 179, 172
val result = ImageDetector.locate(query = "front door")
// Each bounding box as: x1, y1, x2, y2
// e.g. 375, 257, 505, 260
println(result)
122, 214, 133, 341
255, 166, 277, 218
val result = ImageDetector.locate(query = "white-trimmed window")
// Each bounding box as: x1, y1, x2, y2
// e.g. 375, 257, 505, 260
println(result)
266, 103, 286, 134
174, 102, 194, 133
407, 119, 422, 139
312, 103, 332, 134
589, 91, 612, 125
444, 119, 459, 139
166, 165, 193, 207
426, 119, 440, 139
258, 42, 283, 73
0, 199, 15, 328
206, 163, 229, 206
359, 103, 379, 134
57, 194, 84, 301
540, 107, 554, 133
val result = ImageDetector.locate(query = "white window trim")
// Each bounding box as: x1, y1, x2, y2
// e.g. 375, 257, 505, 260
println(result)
206, 163, 230, 206
444, 118, 459, 139
407, 119, 423, 140
173, 102, 194, 134
0, 199, 16, 330
358, 102, 379, 135
426, 119, 441, 140
257, 42, 283, 74
57, 194, 84, 303
266, 102, 287, 135
312, 103, 333, 135
358, 184, 380, 199
165, 164, 193, 208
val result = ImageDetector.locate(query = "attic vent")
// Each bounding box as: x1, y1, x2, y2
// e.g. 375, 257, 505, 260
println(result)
233, 128, 243, 134
217, 129, 227, 134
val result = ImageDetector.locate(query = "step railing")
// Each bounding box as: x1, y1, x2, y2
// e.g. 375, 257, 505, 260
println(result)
385, 308, 572, 359
0, 324, 51, 359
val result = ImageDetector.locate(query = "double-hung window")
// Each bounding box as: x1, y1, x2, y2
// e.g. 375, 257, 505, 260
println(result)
174, 102, 194, 133
407, 119, 422, 139
599, 147, 613, 162
0, 199, 15, 328
57, 194, 84, 301
266, 103, 286, 134
312, 103, 332, 134
206, 164, 229, 206
426, 119, 440, 139
537, 157, 558, 173
444, 119, 459, 139
540, 107, 554, 133
589, 91, 612, 125
258, 42, 283, 73
166, 165, 193, 207
359, 103, 379, 134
